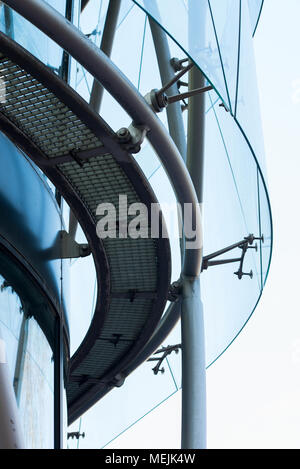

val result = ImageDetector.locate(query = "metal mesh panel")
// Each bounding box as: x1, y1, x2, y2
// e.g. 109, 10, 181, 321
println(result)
0, 47, 170, 414
59, 155, 139, 219
60, 156, 158, 292
0, 58, 101, 157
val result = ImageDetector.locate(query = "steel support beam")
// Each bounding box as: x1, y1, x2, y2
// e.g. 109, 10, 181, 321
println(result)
181, 275, 206, 449
181, 0, 207, 450
145, 0, 187, 160
89, 0, 121, 113
145, 0, 187, 263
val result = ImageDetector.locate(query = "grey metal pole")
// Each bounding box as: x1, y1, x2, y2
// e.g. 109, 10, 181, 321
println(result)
89, 0, 121, 113
54, 316, 64, 449
181, 275, 206, 449
145, 0, 187, 160
145, 0, 187, 262
68, 209, 78, 240
0, 327, 24, 449
181, 0, 207, 450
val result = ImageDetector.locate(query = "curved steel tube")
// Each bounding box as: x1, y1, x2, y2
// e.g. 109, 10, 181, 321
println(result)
3, 0, 202, 278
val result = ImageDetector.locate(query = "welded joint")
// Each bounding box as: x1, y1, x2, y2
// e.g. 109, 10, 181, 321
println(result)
117, 123, 149, 153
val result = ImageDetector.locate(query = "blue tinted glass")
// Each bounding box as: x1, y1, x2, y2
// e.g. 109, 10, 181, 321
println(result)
68, 360, 177, 449
133, 0, 268, 184
0, 133, 63, 309
247, 0, 264, 35
0, 278, 23, 376
202, 97, 261, 364
0, 277, 54, 448
18, 317, 54, 449
258, 172, 272, 285
208, 0, 240, 113
0, 1, 66, 75
235, 0, 266, 176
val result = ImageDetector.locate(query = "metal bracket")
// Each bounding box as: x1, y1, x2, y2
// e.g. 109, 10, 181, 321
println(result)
170, 57, 190, 72
117, 123, 149, 153
145, 61, 213, 113
219, 102, 230, 113
202, 234, 264, 280
57, 230, 91, 259
167, 280, 182, 302
39, 231, 91, 260
67, 431, 85, 440
147, 343, 182, 375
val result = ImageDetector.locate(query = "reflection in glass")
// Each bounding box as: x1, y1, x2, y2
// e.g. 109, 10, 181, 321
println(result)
0, 275, 54, 448
0, 1, 67, 78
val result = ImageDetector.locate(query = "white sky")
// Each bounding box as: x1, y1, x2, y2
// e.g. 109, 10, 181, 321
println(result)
105, 0, 300, 449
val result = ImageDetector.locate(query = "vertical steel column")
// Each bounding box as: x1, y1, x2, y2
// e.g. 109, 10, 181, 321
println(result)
61, 0, 73, 82
145, 0, 187, 260
181, 0, 207, 450
54, 316, 64, 449
89, 0, 121, 113
145, 0, 186, 160
0, 326, 24, 449
181, 275, 206, 449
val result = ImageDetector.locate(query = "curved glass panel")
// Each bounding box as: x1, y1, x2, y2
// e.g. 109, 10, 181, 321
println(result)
67, 1, 272, 447
247, 0, 264, 35
0, 275, 54, 449
208, 0, 240, 113
135, 0, 231, 110
0, 0, 272, 447
132, 0, 268, 181
0, 132, 64, 310
258, 171, 272, 285
0, 1, 67, 77
235, 0, 266, 176
202, 93, 262, 364
68, 360, 177, 449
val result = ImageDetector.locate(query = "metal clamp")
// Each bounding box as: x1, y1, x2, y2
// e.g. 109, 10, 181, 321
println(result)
147, 343, 182, 375
202, 234, 264, 280
117, 123, 149, 153
167, 280, 182, 302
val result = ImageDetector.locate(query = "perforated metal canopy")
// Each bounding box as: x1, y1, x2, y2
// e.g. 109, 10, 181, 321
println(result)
0, 33, 171, 424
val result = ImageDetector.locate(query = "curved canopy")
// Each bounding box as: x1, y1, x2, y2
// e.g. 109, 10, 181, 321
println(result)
0, 32, 171, 423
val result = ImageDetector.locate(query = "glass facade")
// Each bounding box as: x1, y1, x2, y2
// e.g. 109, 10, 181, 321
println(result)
0, 1, 74, 449
0, 276, 54, 448
0, 0, 271, 450
0, 1, 67, 77
66, 0, 271, 449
